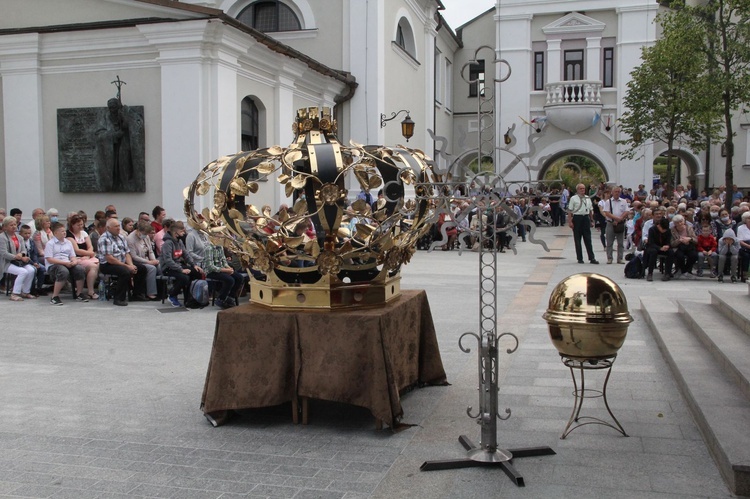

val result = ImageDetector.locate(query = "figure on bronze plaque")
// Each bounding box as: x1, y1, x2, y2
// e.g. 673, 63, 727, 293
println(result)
95, 97, 143, 192
57, 75, 145, 193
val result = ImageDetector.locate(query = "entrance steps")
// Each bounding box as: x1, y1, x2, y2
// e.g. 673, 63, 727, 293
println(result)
640, 284, 750, 496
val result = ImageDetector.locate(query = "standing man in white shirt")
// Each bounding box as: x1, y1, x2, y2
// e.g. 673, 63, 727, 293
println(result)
567, 183, 599, 265
602, 186, 630, 264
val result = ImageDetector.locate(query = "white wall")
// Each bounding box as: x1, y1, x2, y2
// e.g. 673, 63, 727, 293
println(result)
0, 14, 348, 220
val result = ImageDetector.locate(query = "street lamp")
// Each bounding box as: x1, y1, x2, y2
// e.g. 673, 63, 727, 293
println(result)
380, 110, 415, 142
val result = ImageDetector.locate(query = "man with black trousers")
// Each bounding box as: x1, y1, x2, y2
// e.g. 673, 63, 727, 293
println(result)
644, 218, 675, 282
97, 219, 147, 305
567, 183, 599, 264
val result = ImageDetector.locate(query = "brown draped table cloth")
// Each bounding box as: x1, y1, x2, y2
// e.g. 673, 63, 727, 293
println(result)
201, 289, 447, 428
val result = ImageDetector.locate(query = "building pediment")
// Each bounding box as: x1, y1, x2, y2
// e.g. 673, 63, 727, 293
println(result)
542, 12, 606, 36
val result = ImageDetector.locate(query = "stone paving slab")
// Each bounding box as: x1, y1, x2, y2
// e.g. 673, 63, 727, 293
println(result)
0, 226, 736, 498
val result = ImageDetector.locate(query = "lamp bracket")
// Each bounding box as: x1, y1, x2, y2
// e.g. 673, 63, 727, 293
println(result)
380, 109, 411, 128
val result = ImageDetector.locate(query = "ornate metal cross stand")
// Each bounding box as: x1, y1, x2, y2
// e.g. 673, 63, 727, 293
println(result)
419, 46, 554, 486
419, 329, 556, 485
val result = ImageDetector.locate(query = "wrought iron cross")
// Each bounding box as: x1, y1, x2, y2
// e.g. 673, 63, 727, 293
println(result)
111, 75, 126, 104
420, 45, 555, 484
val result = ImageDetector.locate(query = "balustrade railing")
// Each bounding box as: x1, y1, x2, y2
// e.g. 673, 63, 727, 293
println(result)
545, 81, 602, 105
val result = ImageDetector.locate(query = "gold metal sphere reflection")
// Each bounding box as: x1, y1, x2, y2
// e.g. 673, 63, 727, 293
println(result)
543, 273, 633, 359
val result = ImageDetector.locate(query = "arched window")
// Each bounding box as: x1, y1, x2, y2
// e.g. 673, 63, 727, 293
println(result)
397, 25, 406, 48
242, 96, 261, 178
237, 1, 301, 32
242, 96, 259, 151
395, 17, 417, 60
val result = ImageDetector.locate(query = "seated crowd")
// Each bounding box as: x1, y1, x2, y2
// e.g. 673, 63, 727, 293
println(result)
419, 180, 750, 283
0, 204, 247, 308
605, 183, 750, 283
1, 182, 749, 304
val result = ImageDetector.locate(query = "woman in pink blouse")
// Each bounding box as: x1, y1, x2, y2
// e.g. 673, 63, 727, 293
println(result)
66, 215, 100, 299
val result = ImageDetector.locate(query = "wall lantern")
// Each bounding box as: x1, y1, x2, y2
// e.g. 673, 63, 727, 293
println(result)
380, 110, 415, 142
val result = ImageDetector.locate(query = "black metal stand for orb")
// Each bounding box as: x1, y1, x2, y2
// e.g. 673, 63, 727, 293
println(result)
560, 355, 628, 439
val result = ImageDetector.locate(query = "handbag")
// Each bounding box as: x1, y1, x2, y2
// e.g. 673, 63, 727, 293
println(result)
610, 200, 626, 233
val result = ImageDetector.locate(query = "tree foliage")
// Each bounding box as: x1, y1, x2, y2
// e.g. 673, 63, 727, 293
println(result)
618, 3, 721, 192
694, 0, 750, 210
620, 0, 750, 209
543, 155, 607, 189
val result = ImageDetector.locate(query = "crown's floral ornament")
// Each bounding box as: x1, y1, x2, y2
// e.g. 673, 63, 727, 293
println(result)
184, 107, 437, 309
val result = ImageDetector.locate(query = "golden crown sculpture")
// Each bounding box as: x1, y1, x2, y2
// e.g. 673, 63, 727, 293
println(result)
184, 107, 436, 309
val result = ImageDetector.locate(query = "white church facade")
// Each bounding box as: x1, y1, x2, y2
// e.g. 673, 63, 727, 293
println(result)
0, 0, 747, 218
0, 0, 447, 217
452, 0, 750, 194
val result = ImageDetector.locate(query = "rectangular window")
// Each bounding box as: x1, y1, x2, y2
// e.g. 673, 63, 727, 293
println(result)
564, 49, 584, 81
445, 59, 453, 111
469, 59, 485, 97
603, 47, 614, 88
534, 51, 544, 91
435, 49, 442, 104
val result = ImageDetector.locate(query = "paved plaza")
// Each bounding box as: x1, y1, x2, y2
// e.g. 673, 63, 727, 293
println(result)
0, 226, 741, 498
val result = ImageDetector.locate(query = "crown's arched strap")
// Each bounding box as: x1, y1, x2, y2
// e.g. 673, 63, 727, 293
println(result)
308, 143, 343, 235
371, 156, 403, 215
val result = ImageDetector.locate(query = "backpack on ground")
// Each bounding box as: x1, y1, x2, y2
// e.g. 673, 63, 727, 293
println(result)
189, 279, 210, 307
624, 253, 645, 279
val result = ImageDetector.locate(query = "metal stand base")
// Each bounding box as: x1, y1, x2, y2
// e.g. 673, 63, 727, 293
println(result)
560, 355, 628, 439
420, 435, 556, 487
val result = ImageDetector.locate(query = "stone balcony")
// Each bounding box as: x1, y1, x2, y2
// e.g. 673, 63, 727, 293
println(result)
545, 80, 602, 105
543, 80, 603, 134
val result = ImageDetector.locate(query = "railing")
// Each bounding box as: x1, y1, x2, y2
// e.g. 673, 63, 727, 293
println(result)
545, 81, 602, 106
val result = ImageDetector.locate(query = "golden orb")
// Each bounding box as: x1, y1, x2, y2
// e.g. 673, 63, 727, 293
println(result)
543, 273, 633, 359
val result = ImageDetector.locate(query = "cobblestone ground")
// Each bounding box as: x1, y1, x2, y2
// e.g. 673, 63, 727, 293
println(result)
0, 226, 734, 498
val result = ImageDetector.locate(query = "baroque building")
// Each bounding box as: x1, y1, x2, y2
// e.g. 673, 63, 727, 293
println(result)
0, 0, 746, 217
0, 0, 448, 217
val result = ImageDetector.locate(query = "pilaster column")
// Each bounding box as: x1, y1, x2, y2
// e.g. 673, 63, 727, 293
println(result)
0, 33, 44, 210
211, 29, 245, 159
586, 37, 601, 82
497, 13, 532, 171
546, 39, 561, 84
423, 17, 438, 156
139, 21, 210, 218
616, 4, 658, 187
274, 72, 297, 207
347, 0, 383, 145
